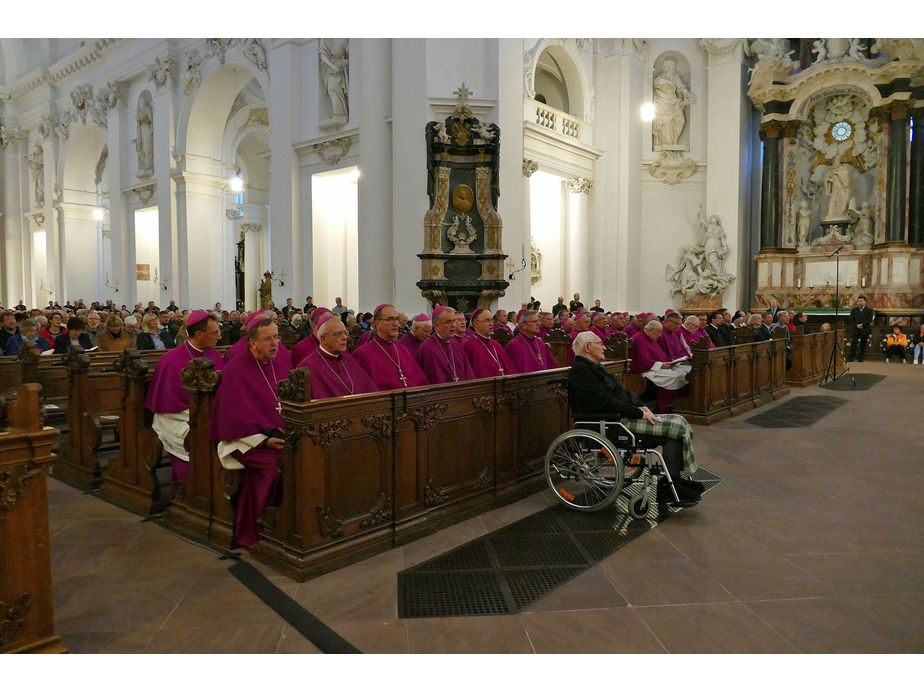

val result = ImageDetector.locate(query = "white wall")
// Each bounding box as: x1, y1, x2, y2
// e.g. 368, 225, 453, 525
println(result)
134, 207, 159, 305
311, 167, 359, 312
529, 171, 565, 304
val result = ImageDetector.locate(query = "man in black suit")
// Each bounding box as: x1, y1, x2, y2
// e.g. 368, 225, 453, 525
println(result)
847, 295, 875, 362
755, 311, 773, 341
303, 296, 317, 313
706, 311, 731, 347
768, 298, 780, 321
719, 308, 735, 344
569, 293, 584, 313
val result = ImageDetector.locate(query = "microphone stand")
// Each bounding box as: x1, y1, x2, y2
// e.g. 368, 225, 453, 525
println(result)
821, 245, 855, 387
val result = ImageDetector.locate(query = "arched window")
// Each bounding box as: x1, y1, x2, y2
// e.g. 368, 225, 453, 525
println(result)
534, 49, 570, 114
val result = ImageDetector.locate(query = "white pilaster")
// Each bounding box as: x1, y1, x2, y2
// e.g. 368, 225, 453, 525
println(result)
152, 80, 177, 308
703, 41, 751, 309
106, 99, 128, 306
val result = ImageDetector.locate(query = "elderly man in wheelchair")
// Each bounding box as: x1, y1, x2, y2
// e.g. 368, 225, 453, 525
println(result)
545, 330, 703, 516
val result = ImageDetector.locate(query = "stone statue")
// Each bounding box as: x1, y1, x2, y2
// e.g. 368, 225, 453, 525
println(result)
665, 205, 735, 297
652, 58, 691, 148
796, 201, 812, 248
318, 39, 350, 118
259, 271, 273, 309
823, 160, 852, 221
852, 202, 874, 249
25, 142, 44, 208
135, 95, 154, 179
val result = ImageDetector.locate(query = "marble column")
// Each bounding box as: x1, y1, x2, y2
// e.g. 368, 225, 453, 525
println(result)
885, 103, 909, 244
105, 99, 128, 305
908, 109, 924, 246
241, 223, 262, 311
759, 122, 782, 250
153, 81, 178, 306
522, 159, 537, 303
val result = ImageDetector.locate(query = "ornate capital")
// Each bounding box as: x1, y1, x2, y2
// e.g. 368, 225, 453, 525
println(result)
522, 158, 539, 177
699, 38, 745, 62
242, 39, 267, 72
149, 56, 177, 89
183, 52, 203, 95
240, 223, 263, 235
70, 84, 94, 124
206, 39, 236, 65
566, 177, 593, 194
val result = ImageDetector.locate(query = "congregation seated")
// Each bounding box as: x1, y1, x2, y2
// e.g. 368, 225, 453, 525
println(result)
912, 325, 924, 365
123, 315, 140, 344
353, 304, 429, 390
464, 308, 518, 378
504, 309, 557, 373
39, 311, 66, 343
0, 310, 20, 354
415, 306, 474, 383
84, 312, 103, 346
568, 331, 702, 506
397, 313, 431, 357
52, 317, 93, 354
4, 318, 50, 356
754, 312, 773, 340
136, 313, 176, 351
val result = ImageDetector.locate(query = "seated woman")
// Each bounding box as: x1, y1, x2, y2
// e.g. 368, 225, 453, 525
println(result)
568, 330, 702, 506
53, 316, 93, 353
97, 314, 136, 352
4, 318, 51, 356
912, 325, 924, 365
884, 326, 908, 363
136, 313, 169, 350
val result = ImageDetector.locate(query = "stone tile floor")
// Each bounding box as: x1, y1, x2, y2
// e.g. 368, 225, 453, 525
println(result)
45, 361, 923, 653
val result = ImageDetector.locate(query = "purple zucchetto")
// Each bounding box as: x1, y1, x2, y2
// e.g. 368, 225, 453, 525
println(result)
185, 309, 210, 326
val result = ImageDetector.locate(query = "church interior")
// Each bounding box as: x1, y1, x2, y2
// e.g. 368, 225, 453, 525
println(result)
1, 19, 921, 680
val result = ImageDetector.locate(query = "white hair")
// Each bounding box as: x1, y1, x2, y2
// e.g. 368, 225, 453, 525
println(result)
572, 330, 600, 355
518, 309, 539, 325
412, 317, 432, 328
644, 320, 663, 332
317, 316, 343, 338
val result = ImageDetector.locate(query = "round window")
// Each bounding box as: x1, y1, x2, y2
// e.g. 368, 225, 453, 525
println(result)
831, 121, 853, 141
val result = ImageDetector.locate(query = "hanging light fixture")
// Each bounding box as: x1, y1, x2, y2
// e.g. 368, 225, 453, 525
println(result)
640, 102, 656, 122
92, 207, 105, 222
229, 175, 243, 193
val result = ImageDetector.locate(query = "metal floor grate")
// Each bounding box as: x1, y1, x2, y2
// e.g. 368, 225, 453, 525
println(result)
745, 395, 847, 428
397, 466, 723, 618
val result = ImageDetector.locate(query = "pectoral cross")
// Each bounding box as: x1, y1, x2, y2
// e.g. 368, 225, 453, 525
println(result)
398, 369, 408, 387
276, 402, 283, 415
499, 367, 505, 375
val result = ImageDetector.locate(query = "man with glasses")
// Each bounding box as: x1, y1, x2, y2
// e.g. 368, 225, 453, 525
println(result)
569, 330, 703, 507
415, 305, 474, 384
464, 307, 518, 378
145, 310, 225, 487
505, 309, 557, 372
353, 304, 429, 390
297, 315, 377, 398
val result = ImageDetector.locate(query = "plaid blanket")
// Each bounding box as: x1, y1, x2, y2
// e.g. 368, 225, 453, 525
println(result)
621, 413, 697, 474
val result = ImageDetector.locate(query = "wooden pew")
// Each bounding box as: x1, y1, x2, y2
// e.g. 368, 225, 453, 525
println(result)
0, 384, 68, 653
97, 350, 171, 514
672, 337, 789, 425
787, 325, 847, 386
544, 328, 571, 368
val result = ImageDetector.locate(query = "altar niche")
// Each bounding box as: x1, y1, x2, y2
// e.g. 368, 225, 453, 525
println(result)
417, 85, 508, 314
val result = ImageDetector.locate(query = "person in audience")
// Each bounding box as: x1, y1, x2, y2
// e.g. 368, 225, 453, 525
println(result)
398, 313, 431, 356
451, 310, 468, 343
226, 311, 294, 367
0, 311, 19, 354
505, 309, 557, 372
396, 312, 410, 337
624, 313, 649, 339
792, 311, 811, 333
331, 297, 349, 318
746, 313, 764, 335
567, 311, 592, 365
209, 316, 288, 549
123, 315, 140, 344
415, 306, 474, 384
569, 293, 584, 313
568, 331, 702, 506
590, 299, 604, 313
53, 317, 93, 353
84, 311, 103, 345
607, 312, 628, 336
590, 312, 609, 341
551, 296, 568, 319
847, 295, 875, 362
771, 311, 793, 370
464, 307, 518, 378
657, 312, 686, 359
4, 318, 51, 355
911, 325, 924, 365
731, 311, 748, 328
40, 311, 67, 343
718, 309, 735, 343
353, 304, 429, 390
755, 311, 773, 341
538, 312, 554, 338
291, 307, 332, 364
705, 311, 731, 347
493, 309, 513, 334
631, 320, 690, 413
884, 326, 908, 363
768, 298, 780, 320
136, 313, 172, 350
146, 310, 224, 485
820, 322, 833, 333
297, 315, 377, 398
97, 314, 136, 352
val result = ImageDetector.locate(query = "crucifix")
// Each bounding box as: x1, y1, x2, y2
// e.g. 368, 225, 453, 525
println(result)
453, 83, 472, 106
398, 370, 408, 387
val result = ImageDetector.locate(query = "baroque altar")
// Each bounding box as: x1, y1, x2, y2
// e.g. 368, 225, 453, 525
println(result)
748, 39, 924, 319
416, 84, 508, 312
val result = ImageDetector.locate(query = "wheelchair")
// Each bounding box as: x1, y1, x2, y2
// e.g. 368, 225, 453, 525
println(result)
544, 419, 682, 518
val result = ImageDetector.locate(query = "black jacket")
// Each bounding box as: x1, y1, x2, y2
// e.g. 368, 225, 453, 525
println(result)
706, 323, 731, 347
849, 306, 875, 333
567, 356, 645, 420
136, 329, 176, 350
53, 332, 93, 354
755, 324, 772, 341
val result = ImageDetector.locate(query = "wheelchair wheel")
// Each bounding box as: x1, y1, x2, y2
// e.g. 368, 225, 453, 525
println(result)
627, 493, 650, 519
546, 429, 624, 511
